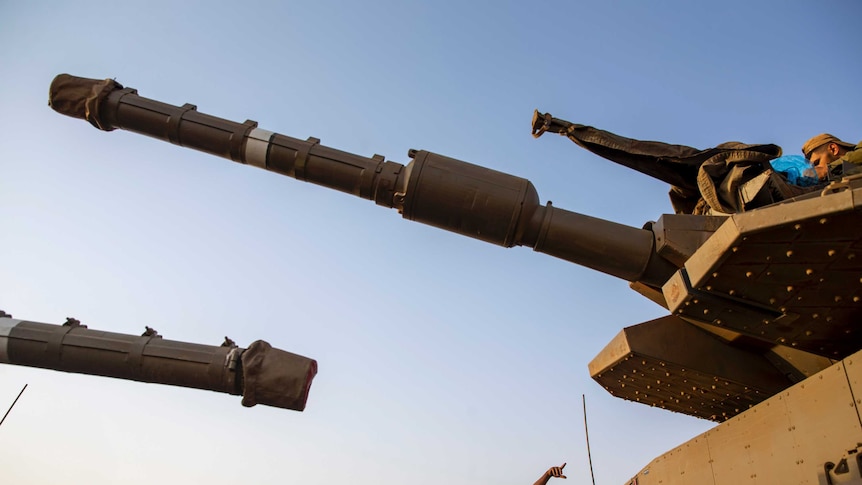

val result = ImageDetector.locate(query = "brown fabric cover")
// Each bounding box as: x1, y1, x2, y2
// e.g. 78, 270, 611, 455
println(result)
240, 340, 318, 411
48, 74, 123, 131
695, 149, 779, 213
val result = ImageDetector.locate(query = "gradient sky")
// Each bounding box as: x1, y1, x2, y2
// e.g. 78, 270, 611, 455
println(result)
1, 1, 861, 484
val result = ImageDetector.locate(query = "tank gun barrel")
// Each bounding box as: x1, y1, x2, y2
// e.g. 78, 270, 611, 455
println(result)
49, 74, 677, 287
0, 315, 317, 411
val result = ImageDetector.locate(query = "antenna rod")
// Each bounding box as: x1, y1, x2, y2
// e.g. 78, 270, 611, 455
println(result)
583, 394, 596, 485
0, 384, 28, 428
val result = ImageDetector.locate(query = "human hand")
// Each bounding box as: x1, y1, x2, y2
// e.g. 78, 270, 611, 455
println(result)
547, 463, 566, 479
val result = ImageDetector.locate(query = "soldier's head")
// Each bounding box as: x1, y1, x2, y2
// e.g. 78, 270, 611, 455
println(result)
802, 134, 855, 180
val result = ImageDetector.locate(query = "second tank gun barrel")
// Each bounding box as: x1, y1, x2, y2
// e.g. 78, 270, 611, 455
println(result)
0, 315, 317, 411
49, 74, 677, 287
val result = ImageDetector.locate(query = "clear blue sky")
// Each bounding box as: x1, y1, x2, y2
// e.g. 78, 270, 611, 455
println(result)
1, 1, 860, 484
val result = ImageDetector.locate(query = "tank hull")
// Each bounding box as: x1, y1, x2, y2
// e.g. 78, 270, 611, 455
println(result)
628, 347, 862, 485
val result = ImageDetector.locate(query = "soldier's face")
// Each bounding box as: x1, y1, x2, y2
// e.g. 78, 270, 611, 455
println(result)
808, 143, 842, 180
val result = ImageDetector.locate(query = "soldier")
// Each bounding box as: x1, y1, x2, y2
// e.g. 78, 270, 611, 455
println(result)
802, 134, 862, 181
533, 463, 567, 485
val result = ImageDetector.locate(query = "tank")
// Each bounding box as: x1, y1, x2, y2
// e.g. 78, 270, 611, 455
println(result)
0, 310, 317, 411
47, 74, 862, 484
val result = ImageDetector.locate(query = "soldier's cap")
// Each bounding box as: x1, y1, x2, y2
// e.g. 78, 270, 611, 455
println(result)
802, 133, 856, 158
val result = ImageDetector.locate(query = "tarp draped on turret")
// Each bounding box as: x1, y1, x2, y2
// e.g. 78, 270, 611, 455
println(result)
531, 111, 823, 214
